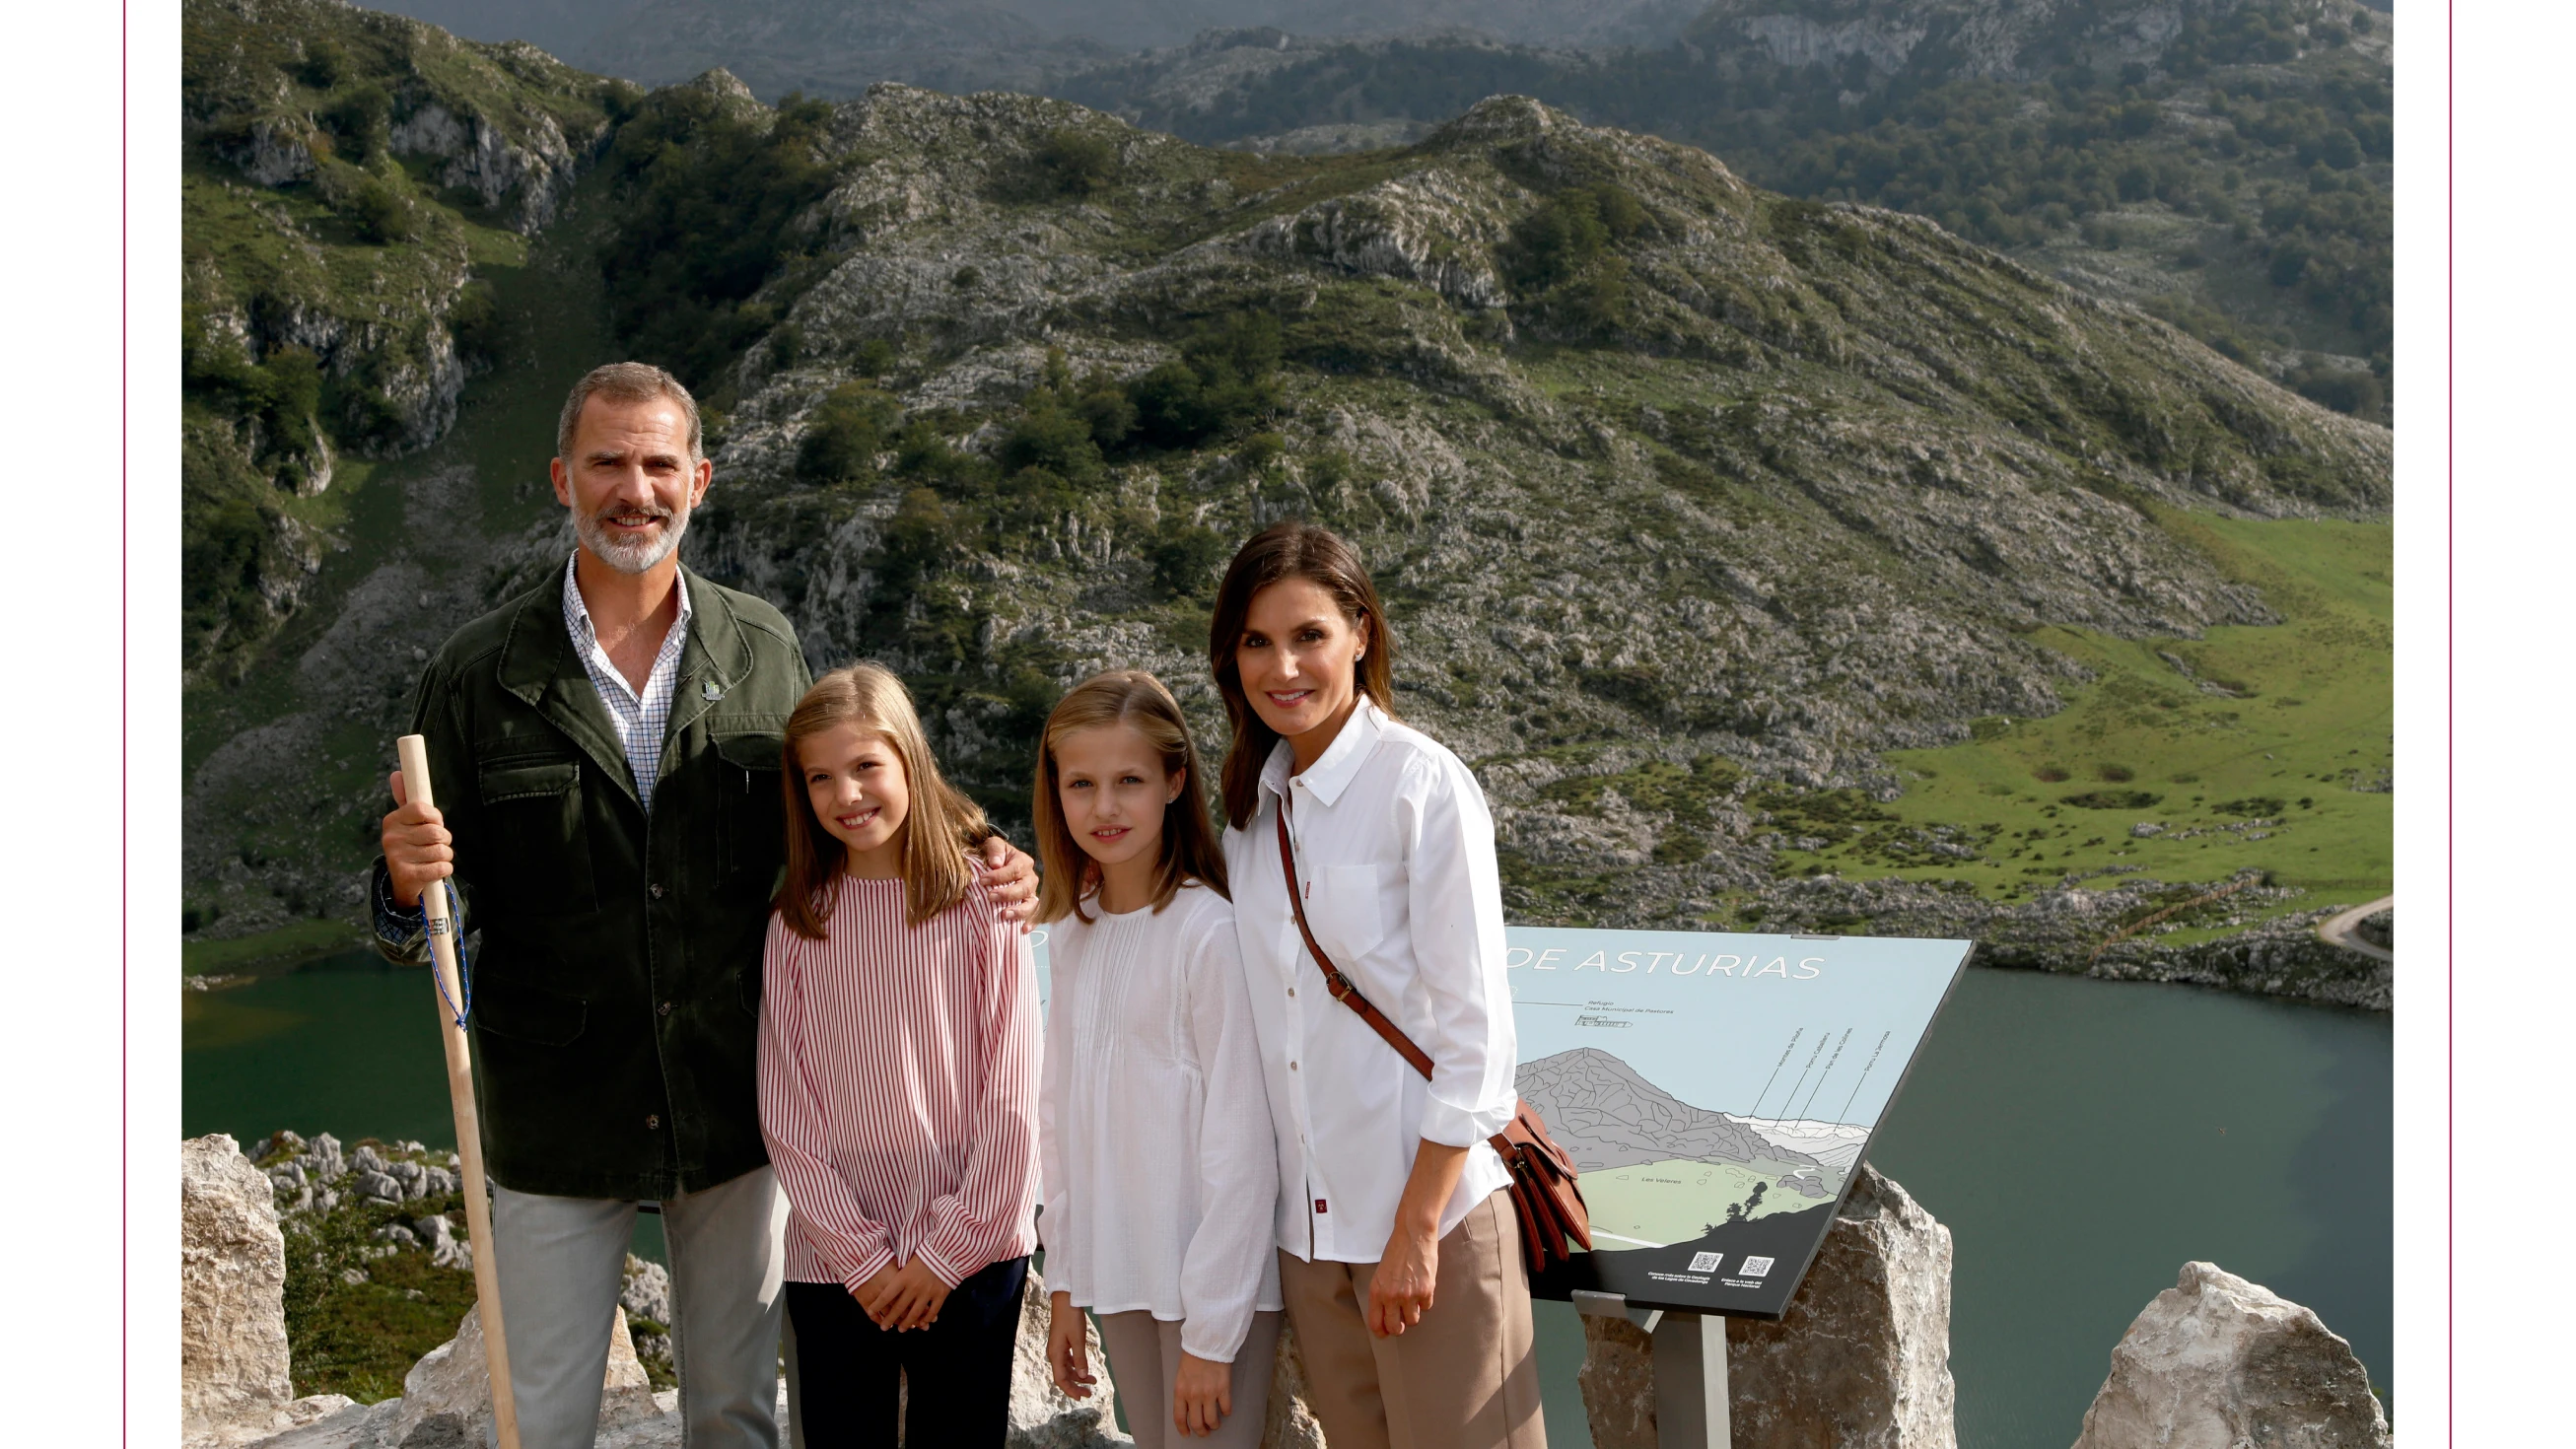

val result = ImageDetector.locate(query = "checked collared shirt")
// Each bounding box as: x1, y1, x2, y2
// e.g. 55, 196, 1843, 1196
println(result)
561, 552, 694, 812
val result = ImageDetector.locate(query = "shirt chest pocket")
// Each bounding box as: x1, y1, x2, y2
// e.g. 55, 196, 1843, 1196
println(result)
1306, 862, 1399, 967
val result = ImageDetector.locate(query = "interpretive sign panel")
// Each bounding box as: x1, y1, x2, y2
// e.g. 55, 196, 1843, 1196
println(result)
1031, 925, 1969, 1321
1505, 928, 1968, 1318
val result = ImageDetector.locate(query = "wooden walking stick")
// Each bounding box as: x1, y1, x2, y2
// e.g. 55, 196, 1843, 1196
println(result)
396, 733, 522, 1449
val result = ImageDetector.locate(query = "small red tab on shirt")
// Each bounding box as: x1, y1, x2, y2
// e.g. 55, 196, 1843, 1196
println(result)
1314, 1199, 1328, 1213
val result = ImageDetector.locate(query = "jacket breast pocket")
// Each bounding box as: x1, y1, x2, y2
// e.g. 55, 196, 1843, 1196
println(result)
475, 755, 595, 921
1309, 862, 1398, 967
714, 730, 788, 900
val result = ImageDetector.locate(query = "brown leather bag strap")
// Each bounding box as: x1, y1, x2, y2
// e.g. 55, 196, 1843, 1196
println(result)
1276, 805, 1437, 1079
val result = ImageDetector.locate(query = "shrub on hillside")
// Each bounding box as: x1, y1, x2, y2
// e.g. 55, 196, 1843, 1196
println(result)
1037, 128, 1120, 196
1149, 523, 1228, 601
2062, 790, 2163, 810
319, 83, 391, 164
1129, 312, 1282, 450
348, 178, 413, 243
1508, 182, 1647, 292
796, 384, 901, 485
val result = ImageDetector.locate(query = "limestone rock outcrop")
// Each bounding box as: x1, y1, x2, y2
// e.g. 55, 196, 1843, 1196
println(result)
1576, 1312, 1660, 1449
1578, 1164, 1955, 1449
182, 1134, 296, 1446
1009, 1268, 1130, 1447
1261, 1318, 1328, 1449
2069, 1262, 2390, 1449
255, 1305, 662, 1448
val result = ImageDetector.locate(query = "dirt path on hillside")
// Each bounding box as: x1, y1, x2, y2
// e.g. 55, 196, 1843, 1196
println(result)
2316, 895, 2394, 962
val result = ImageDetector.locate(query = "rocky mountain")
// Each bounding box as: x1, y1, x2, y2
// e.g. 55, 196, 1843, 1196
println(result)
178, 7, 2388, 996
180, 0, 629, 679
575, 0, 1108, 100
1055, 0, 2395, 412
1517, 1048, 1813, 1172
355, 0, 651, 64
352, 0, 2395, 417
377, 0, 1702, 100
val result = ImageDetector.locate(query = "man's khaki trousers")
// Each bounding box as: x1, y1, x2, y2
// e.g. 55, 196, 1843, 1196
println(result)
1276, 1190, 1548, 1449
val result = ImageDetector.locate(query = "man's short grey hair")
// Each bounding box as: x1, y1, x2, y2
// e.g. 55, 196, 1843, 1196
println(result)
556, 362, 703, 464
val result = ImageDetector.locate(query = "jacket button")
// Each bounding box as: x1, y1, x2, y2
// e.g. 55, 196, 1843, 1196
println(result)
1289, 1061, 1299, 1070
1288, 988, 1296, 998
650, 883, 665, 899
645, 1115, 661, 1130
659, 1001, 673, 1016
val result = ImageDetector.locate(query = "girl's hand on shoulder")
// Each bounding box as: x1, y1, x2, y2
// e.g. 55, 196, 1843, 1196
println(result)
876, 1258, 951, 1331
1046, 1292, 1095, 1399
978, 835, 1042, 930
1172, 1351, 1232, 1437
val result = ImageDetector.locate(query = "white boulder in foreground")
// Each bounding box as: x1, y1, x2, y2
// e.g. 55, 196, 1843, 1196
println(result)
1260, 1318, 1327, 1449
1578, 1164, 1956, 1448
185, 1134, 353, 1447
252, 1305, 662, 1448
2071, 1262, 2390, 1449
1007, 1267, 1129, 1447
253, 1267, 1132, 1448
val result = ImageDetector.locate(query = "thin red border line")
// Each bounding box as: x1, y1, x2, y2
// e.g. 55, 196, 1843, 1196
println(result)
2445, 0, 2456, 1440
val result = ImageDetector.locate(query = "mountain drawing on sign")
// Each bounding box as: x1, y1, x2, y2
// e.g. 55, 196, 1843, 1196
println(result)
1515, 1048, 1862, 1251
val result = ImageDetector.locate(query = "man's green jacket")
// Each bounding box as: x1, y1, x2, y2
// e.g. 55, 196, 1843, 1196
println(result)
373, 564, 810, 1201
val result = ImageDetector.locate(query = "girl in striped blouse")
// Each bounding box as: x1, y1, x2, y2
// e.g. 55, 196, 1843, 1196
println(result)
1034, 670, 1281, 1447
757, 662, 1041, 1448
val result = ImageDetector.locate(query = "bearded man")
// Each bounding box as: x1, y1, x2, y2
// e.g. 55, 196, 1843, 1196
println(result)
372, 363, 1035, 1448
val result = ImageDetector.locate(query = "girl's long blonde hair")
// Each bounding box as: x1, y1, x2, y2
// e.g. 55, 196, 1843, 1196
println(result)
1031, 670, 1229, 925
777, 662, 991, 935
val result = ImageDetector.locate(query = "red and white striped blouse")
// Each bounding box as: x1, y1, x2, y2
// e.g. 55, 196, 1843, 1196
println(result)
756, 865, 1040, 1289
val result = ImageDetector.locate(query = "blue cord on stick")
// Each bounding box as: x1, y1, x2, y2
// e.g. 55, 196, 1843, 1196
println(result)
424, 878, 473, 1028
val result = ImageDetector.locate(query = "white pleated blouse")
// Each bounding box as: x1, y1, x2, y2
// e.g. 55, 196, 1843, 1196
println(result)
1037, 882, 1283, 1362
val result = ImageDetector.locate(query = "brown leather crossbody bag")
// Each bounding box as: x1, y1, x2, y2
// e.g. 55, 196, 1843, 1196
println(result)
1274, 809, 1591, 1277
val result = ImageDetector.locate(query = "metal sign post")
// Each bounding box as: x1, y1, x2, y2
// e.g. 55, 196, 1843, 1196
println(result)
1574, 1290, 1730, 1448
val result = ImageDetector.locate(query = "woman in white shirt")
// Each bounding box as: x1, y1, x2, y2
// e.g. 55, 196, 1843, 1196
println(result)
1207, 523, 1545, 1449
1033, 670, 1283, 1447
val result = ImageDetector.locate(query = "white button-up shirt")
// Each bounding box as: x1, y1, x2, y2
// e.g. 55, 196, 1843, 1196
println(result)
561, 554, 692, 812
1038, 884, 1282, 1361
1225, 697, 1518, 1263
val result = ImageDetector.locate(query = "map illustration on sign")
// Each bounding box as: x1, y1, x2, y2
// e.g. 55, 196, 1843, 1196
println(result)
1031, 924, 1968, 1320
1507, 928, 1970, 1318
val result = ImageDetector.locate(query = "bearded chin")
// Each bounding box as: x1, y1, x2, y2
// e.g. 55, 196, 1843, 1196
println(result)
578, 504, 690, 576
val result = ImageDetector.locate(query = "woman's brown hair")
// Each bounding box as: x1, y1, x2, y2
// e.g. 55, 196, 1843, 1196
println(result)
1031, 670, 1229, 924
1207, 521, 1397, 828
776, 662, 992, 936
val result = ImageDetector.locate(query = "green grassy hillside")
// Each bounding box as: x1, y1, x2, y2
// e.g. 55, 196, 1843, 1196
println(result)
1795, 514, 2390, 909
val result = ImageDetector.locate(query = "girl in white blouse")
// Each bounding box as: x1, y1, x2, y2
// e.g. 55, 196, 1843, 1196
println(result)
1033, 670, 1282, 1447
1208, 523, 1545, 1449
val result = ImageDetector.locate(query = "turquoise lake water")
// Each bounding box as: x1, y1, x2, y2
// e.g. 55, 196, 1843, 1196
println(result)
183, 956, 2389, 1448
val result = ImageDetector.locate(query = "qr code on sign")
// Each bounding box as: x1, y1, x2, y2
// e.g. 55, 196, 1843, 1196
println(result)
1688, 1252, 1722, 1273
1738, 1256, 1775, 1277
